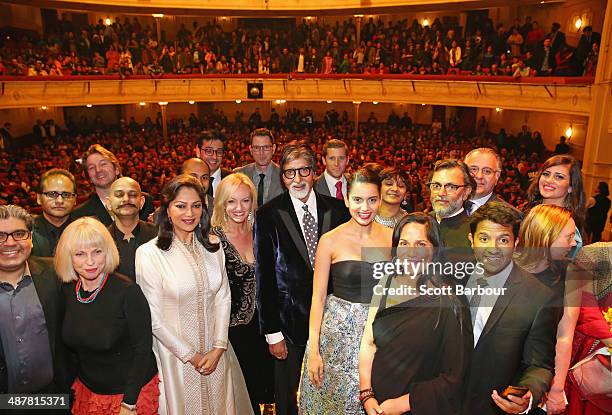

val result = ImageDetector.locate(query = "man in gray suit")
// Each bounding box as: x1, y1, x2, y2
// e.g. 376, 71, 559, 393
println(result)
313, 139, 349, 200
236, 128, 284, 207
464, 147, 506, 215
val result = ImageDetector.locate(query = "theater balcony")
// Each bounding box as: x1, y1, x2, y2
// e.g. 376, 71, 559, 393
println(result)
0, 74, 595, 116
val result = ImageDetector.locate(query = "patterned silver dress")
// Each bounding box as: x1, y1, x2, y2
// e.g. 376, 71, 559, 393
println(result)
299, 260, 377, 415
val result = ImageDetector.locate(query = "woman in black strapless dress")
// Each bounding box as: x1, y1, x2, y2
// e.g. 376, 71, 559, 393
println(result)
299, 166, 393, 414
359, 213, 472, 415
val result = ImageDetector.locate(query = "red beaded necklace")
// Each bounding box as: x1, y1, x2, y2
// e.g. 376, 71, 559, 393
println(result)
76, 272, 109, 304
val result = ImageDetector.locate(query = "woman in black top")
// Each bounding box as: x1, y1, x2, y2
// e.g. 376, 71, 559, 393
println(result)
210, 173, 274, 414
359, 213, 472, 415
54, 217, 158, 415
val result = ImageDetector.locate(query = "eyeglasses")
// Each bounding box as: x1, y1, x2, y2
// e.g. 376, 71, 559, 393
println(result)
252, 145, 274, 153
0, 230, 31, 243
42, 191, 77, 199
427, 182, 468, 194
468, 166, 499, 177
282, 166, 312, 179
202, 148, 224, 157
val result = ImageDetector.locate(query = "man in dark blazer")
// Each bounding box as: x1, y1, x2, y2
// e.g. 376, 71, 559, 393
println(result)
313, 139, 349, 201
255, 143, 349, 415
194, 130, 230, 199
235, 128, 284, 207
73, 144, 154, 226
0, 205, 70, 398
464, 202, 558, 415
464, 148, 510, 216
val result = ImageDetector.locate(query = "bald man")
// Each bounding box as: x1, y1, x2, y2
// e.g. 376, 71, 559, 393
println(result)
106, 177, 157, 281
181, 157, 214, 208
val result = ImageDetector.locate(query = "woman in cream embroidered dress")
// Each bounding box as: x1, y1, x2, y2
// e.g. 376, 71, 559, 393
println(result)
136, 175, 253, 415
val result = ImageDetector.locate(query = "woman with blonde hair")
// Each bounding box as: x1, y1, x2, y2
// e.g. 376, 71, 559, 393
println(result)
135, 174, 252, 415
210, 172, 274, 413
55, 217, 159, 415
515, 204, 580, 414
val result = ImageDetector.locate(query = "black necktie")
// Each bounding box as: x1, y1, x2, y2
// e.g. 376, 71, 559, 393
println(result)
465, 200, 475, 216
257, 173, 265, 207
207, 176, 214, 198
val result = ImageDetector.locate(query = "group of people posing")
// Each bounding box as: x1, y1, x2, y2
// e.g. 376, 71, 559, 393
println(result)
0, 126, 610, 415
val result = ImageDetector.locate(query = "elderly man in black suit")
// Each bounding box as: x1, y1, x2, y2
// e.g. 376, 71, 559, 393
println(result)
464, 202, 558, 415
464, 147, 507, 215
0, 205, 70, 399
255, 143, 349, 415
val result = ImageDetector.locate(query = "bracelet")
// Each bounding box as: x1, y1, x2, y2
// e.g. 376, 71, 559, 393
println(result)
121, 402, 137, 411
359, 388, 375, 404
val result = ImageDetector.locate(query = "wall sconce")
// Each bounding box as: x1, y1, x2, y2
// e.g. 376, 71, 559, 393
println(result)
372, 101, 379, 105
353, 101, 362, 104
152, 14, 164, 18
86, 104, 93, 108
423, 18, 430, 27
139, 102, 146, 106
565, 125, 573, 138
574, 18, 582, 30
495, 107, 502, 113
235, 99, 242, 104
188, 100, 195, 105
105, 17, 111, 26
158, 101, 168, 106
41, 106, 47, 110
326, 100, 333, 103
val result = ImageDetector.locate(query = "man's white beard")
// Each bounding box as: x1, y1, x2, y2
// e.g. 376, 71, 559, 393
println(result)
289, 185, 311, 200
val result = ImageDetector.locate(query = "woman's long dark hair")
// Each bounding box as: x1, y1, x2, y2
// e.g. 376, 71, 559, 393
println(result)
156, 174, 219, 252
527, 154, 586, 231
392, 212, 466, 330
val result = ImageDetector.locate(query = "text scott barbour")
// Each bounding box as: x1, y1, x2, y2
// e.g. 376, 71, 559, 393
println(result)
373, 284, 507, 297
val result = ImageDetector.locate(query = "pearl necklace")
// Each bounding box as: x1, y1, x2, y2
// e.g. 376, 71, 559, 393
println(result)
76, 273, 109, 304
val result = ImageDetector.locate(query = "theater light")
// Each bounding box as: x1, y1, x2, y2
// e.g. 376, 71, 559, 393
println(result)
421, 103, 426, 106
41, 106, 47, 110
354, 14, 364, 18
105, 18, 111, 26
575, 18, 582, 30
235, 99, 242, 104
158, 101, 168, 106
188, 100, 195, 104
495, 107, 502, 113
326, 100, 333, 103
373, 101, 379, 105
152, 14, 164, 18
353, 101, 361, 104
565, 126, 573, 138
423, 18, 430, 27
139, 102, 146, 106
86, 104, 93, 108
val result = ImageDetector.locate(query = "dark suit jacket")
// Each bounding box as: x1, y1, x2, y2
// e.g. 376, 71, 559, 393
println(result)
73, 192, 155, 226
254, 191, 350, 346
235, 162, 284, 205
314, 173, 347, 199
463, 264, 558, 415
0, 257, 70, 394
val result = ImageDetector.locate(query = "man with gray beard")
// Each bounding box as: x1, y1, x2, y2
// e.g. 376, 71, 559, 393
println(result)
254, 142, 349, 415
427, 159, 476, 249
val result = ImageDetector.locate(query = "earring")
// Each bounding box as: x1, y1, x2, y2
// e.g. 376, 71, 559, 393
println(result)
248, 211, 253, 223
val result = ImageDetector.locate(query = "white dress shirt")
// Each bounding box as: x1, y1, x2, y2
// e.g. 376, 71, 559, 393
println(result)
210, 168, 222, 197
322, 170, 347, 199
469, 192, 494, 215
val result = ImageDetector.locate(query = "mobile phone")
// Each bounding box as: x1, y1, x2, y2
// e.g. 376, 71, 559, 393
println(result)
501, 385, 529, 398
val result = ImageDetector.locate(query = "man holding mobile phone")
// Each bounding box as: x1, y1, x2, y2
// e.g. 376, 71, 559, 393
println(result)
464, 202, 558, 414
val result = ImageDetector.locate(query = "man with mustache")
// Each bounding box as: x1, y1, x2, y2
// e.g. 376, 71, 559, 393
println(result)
32, 168, 77, 257
106, 177, 156, 281
428, 159, 475, 249
73, 144, 154, 226
255, 142, 349, 415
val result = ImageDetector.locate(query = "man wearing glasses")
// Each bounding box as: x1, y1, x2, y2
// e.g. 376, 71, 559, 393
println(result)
32, 168, 77, 257
236, 128, 283, 207
427, 159, 476, 249
255, 143, 349, 415
0, 205, 70, 398
194, 130, 230, 198
464, 148, 505, 215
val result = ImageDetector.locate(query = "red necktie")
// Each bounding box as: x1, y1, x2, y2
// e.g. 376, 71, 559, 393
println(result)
335, 181, 343, 200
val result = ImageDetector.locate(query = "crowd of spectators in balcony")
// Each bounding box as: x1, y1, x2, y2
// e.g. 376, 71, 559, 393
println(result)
0, 108, 558, 212
0, 14, 601, 78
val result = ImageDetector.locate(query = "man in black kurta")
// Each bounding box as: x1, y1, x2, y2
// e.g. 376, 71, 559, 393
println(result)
106, 178, 156, 281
